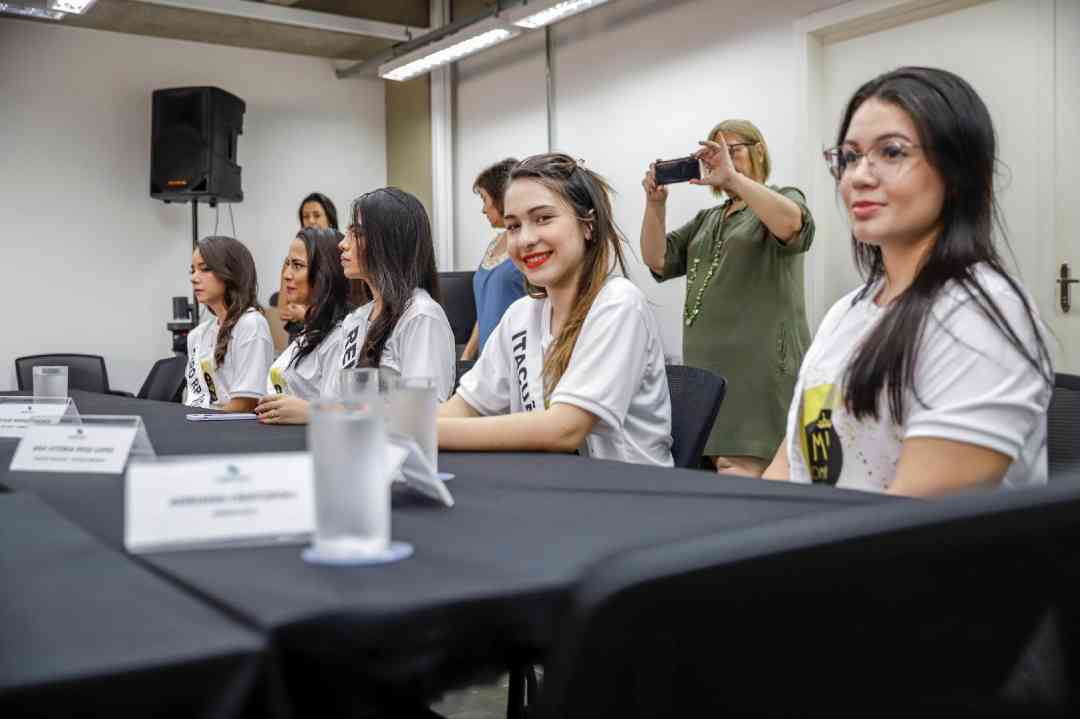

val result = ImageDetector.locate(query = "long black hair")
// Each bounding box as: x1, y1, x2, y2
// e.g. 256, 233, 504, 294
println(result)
290, 227, 353, 367
837, 66, 1052, 423
298, 192, 339, 230
196, 236, 261, 367
348, 187, 440, 368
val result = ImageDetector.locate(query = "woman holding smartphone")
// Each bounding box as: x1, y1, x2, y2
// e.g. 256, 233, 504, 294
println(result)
440, 154, 673, 466
254, 227, 353, 424
641, 120, 814, 476
761, 67, 1052, 496
184, 236, 273, 412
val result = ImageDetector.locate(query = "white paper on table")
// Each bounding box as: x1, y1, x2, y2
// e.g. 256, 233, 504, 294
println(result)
387, 434, 454, 507
9, 415, 151, 474
0, 397, 79, 439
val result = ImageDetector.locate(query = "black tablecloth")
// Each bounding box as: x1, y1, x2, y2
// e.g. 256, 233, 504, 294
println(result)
0, 492, 271, 719
1, 391, 894, 716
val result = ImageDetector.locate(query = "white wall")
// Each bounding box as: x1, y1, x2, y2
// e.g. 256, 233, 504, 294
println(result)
453, 0, 846, 360
0, 18, 385, 392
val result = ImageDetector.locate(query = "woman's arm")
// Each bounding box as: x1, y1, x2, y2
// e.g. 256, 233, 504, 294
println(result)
439, 403, 596, 453
693, 138, 803, 242
889, 437, 1011, 497
439, 394, 480, 419
640, 163, 669, 274
760, 436, 791, 480
461, 322, 480, 361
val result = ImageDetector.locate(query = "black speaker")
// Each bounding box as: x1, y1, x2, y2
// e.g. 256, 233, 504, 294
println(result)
150, 86, 245, 203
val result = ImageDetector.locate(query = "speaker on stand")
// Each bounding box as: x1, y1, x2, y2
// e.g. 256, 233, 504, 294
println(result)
150, 86, 245, 345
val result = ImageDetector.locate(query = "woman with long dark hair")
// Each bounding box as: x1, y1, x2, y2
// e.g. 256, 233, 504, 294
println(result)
761, 67, 1052, 495
184, 236, 273, 412
275, 192, 342, 341
333, 187, 456, 400
439, 154, 673, 466
253, 227, 353, 424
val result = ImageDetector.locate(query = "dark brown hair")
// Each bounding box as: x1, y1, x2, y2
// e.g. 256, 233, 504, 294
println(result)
290, 227, 353, 367
472, 158, 518, 216
196, 236, 262, 367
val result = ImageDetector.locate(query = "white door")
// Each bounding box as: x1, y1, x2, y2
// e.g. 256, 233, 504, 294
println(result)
811, 0, 1079, 374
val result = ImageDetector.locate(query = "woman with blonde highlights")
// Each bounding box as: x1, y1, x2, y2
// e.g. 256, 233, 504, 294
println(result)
439, 154, 673, 466
641, 119, 815, 475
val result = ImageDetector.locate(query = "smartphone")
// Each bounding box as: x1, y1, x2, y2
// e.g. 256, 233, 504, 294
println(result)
654, 155, 701, 185
185, 413, 259, 421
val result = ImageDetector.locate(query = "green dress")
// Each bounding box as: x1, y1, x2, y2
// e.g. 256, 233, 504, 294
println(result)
655, 186, 814, 460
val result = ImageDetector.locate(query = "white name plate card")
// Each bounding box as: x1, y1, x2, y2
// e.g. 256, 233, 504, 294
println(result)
9, 415, 153, 474
125, 452, 315, 554
0, 397, 78, 439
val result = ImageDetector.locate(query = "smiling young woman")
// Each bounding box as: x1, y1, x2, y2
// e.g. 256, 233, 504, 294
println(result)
761, 67, 1053, 497
438, 154, 673, 466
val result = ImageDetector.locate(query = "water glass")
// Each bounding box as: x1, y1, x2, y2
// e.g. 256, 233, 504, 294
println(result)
383, 376, 438, 471
33, 366, 68, 399
307, 400, 390, 559
340, 367, 379, 404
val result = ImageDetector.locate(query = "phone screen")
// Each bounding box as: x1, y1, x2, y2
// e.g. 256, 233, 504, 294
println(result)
654, 156, 701, 185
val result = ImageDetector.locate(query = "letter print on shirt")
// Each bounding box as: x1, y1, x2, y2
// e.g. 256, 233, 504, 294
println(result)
799, 383, 843, 485
511, 328, 538, 411
341, 324, 360, 369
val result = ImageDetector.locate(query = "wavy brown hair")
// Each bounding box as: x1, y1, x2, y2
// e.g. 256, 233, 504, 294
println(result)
196, 236, 262, 367
508, 154, 629, 398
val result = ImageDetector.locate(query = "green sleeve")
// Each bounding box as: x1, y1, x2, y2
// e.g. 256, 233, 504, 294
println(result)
772, 186, 815, 256
653, 209, 708, 282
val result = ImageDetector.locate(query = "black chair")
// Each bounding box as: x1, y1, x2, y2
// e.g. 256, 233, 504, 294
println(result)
137, 356, 187, 402
438, 271, 477, 354
15, 354, 131, 396
537, 480, 1080, 718
665, 365, 726, 469
1049, 373, 1080, 479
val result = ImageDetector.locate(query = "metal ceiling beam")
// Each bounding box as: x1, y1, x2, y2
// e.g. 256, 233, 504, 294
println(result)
130, 0, 427, 41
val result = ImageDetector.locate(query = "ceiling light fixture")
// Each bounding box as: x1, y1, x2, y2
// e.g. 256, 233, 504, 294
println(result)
379, 16, 520, 82
48, 0, 96, 13
507, 0, 611, 30
0, 2, 65, 19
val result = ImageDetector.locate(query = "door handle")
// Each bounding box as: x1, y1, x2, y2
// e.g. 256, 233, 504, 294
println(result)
1059, 263, 1079, 312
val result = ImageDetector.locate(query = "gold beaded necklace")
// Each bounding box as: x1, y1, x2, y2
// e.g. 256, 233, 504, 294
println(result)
683, 199, 741, 327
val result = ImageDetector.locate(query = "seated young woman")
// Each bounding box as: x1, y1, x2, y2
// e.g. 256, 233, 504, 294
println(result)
327, 187, 456, 402
439, 154, 673, 466
253, 227, 353, 424
184, 236, 274, 412
759, 66, 1053, 496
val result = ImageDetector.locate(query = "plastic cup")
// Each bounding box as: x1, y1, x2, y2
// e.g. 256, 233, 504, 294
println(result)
340, 367, 379, 403
306, 400, 390, 560
33, 366, 68, 398
383, 376, 438, 471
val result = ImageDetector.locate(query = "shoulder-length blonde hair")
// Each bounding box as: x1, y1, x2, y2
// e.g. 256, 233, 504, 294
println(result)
508, 154, 629, 399
708, 119, 771, 195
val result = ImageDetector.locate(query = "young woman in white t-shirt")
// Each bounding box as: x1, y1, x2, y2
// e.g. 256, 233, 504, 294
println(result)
439, 154, 673, 466
184, 236, 274, 412
760, 67, 1053, 496
253, 227, 353, 424
328, 187, 456, 401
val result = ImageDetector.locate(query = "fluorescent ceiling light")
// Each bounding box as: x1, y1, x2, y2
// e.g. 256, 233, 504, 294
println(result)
510, 0, 611, 29
380, 17, 520, 82
0, 2, 65, 19
48, 0, 95, 12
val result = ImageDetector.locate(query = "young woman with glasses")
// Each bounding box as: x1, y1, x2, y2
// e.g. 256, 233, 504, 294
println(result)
760, 66, 1052, 496
641, 120, 815, 476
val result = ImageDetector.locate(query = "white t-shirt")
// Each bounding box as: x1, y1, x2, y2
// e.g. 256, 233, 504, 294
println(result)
327, 288, 456, 402
266, 324, 345, 401
185, 308, 274, 409
786, 264, 1051, 492
457, 276, 674, 467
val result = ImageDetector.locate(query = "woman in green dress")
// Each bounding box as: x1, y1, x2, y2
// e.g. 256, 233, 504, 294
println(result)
640, 119, 814, 476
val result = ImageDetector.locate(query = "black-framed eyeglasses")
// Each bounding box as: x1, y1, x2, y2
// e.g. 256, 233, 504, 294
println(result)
823, 139, 924, 180
726, 142, 755, 157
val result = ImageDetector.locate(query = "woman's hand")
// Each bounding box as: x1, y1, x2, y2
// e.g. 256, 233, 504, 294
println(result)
279, 302, 307, 323
254, 394, 310, 425
642, 162, 669, 205
691, 138, 738, 191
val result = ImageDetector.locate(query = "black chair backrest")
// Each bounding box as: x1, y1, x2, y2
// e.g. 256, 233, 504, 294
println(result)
455, 360, 476, 391
1049, 373, 1080, 478
137, 356, 187, 402
437, 271, 477, 346
538, 481, 1080, 718
665, 365, 726, 468
15, 354, 110, 393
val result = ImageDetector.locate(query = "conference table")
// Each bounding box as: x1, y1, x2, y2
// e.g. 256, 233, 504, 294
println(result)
0, 391, 893, 717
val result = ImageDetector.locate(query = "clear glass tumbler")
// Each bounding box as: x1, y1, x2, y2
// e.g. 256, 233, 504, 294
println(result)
33, 366, 68, 399
307, 400, 390, 559
383, 376, 438, 472
340, 367, 379, 404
